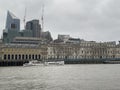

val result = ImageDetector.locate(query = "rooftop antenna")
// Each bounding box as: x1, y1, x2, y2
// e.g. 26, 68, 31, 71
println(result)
23, 7, 27, 29
41, 3, 44, 31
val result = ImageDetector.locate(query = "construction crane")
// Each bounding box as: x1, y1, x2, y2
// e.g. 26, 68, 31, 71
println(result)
23, 8, 27, 29
41, 3, 44, 31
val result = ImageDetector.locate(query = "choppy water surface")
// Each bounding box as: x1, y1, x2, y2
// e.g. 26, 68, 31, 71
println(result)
0, 64, 120, 90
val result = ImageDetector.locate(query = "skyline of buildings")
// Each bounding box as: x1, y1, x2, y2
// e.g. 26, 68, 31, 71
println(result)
2, 11, 52, 44
1, 10, 120, 44
0, 0, 120, 42
1, 10, 120, 65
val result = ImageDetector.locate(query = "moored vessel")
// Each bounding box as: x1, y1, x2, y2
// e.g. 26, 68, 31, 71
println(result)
23, 60, 44, 67
44, 61, 64, 66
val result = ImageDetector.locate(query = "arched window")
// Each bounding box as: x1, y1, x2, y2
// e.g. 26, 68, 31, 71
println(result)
12, 55, 14, 60
26, 55, 28, 60
32, 55, 34, 60
22, 55, 24, 60
15, 55, 17, 60
35, 55, 37, 60
19, 54, 21, 60
4, 54, 7, 60
29, 55, 31, 60
39, 55, 41, 59
8, 54, 10, 60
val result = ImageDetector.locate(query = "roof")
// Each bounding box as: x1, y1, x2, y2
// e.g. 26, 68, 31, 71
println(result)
7, 10, 19, 19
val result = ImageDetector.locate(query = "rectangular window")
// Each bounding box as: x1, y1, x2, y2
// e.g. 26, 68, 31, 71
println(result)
11, 24, 16, 29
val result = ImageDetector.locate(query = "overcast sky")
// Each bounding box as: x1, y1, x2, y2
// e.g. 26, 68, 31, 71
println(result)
0, 0, 120, 42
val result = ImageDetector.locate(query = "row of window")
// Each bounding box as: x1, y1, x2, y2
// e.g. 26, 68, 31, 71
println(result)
49, 50, 115, 55
48, 55, 115, 59
4, 54, 41, 60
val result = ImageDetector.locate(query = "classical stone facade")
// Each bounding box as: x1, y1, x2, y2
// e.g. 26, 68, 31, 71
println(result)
0, 40, 120, 64
0, 44, 48, 61
47, 41, 118, 60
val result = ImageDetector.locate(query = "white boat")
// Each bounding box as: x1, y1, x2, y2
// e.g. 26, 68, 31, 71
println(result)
23, 60, 64, 67
44, 61, 64, 66
23, 60, 44, 67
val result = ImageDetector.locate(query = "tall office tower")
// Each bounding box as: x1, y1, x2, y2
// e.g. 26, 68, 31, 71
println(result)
5, 11, 20, 31
26, 19, 42, 38
3, 11, 20, 43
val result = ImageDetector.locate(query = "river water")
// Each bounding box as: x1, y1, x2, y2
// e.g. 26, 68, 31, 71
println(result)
0, 64, 120, 90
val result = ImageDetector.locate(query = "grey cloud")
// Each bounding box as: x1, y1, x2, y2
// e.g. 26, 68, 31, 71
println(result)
0, 0, 120, 42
